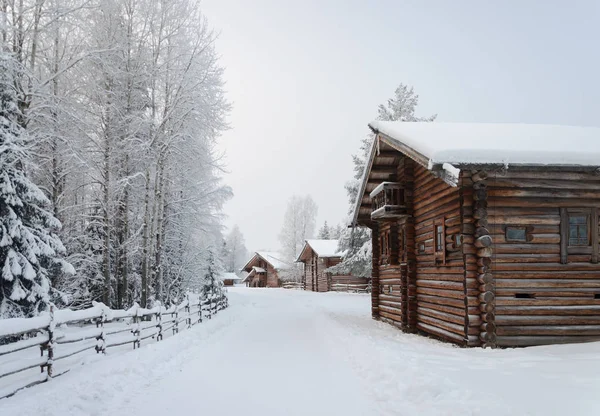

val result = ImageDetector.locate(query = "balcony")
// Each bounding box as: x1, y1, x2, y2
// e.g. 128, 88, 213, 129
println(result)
370, 182, 407, 220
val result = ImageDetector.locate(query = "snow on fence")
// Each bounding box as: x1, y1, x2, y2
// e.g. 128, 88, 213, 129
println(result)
282, 282, 303, 290
0, 292, 228, 400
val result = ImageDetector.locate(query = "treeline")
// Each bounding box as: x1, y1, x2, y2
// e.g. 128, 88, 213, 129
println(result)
0, 0, 230, 317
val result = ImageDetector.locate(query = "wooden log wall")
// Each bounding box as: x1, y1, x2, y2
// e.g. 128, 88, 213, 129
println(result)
371, 222, 380, 319
266, 265, 279, 288
316, 257, 329, 292
404, 159, 417, 332
327, 258, 369, 291
413, 163, 468, 344
378, 220, 404, 327
488, 170, 600, 347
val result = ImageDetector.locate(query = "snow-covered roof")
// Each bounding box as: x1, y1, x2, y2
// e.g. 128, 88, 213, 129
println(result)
252, 267, 266, 273
296, 239, 343, 262
218, 272, 242, 282
241, 251, 291, 272
370, 121, 600, 169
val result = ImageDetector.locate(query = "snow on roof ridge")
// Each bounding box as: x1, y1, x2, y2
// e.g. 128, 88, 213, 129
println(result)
255, 251, 291, 270
369, 121, 600, 168
303, 239, 342, 258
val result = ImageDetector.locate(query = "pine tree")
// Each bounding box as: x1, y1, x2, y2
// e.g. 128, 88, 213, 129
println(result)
0, 52, 73, 318
317, 221, 331, 239
202, 248, 224, 298
331, 83, 435, 278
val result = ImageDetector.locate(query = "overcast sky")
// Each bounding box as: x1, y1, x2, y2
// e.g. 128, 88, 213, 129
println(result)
201, 0, 600, 253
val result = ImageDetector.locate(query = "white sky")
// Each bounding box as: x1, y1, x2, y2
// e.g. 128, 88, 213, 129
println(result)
201, 0, 600, 253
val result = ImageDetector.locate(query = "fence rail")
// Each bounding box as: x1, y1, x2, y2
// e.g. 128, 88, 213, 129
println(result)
281, 282, 303, 290
330, 283, 370, 293
0, 292, 228, 400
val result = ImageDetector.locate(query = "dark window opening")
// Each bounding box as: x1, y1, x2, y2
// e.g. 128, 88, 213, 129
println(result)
569, 214, 590, 246
506, 226, 527, 242
594, 294, 600, 299
515, 293, 535, 299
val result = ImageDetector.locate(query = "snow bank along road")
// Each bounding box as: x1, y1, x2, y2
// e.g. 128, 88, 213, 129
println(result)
1, 288, 599, 416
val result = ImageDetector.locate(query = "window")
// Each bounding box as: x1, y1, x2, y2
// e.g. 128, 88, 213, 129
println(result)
560, 208, 598, 264
454, 234, 462, 248
435, 225, 444, 252
506, 226, 527, 242
569, 214, 589, 246
433, 217, 446, 265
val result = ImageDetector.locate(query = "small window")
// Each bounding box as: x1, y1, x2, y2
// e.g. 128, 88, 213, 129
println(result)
506, 226, 527, 242
435, 225, 444, 252
454, 234, 462, 247
418, 243, 425, 254
569, 214, 590, 246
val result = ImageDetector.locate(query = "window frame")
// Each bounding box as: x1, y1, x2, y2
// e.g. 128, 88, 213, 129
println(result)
433, 217, 446, 265
560, 207, 599, 263
505, 226, 527, 243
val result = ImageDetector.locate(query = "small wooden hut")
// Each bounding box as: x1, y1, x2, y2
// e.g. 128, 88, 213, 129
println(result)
241, 252, 290, 288
296, 239, 369, 292
355, 121, 600, 347
219, 272, 242, 287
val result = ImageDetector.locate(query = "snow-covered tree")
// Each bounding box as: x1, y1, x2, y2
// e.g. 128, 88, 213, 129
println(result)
377, 84, 437, 122
331, 83, 435, 277
278, 195, 318, 261
317, 221, 331, 239
0, 52, 73, 318
201, 247, 224, 298
223, 225, 248, 273
0, 0, 232, 311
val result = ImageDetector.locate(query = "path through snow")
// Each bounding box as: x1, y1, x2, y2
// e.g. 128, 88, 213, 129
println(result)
1, 288, 599, 415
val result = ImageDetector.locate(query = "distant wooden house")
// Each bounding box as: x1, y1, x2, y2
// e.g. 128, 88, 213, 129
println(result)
219, 272, 243, 287
354, 121, 600, 347
241, 252, 290, 288
296, 239, 369, 292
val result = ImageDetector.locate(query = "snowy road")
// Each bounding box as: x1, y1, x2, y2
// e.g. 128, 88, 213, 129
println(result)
1, 288, 600, 415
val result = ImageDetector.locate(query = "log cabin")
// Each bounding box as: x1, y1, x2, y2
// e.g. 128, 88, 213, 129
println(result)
296, 239, 369, 292
354, 121, 600, 347
241, 252, 290, 288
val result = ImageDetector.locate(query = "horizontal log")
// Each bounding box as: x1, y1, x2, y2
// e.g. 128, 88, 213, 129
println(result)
497, 325, 600, 336
495, 335, 600, 347
496, 305, 600, 316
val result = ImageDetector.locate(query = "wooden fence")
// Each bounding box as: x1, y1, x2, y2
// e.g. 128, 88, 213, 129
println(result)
330, 283, 371, 293
0, 292, 228, 400
281, 282, 303, 290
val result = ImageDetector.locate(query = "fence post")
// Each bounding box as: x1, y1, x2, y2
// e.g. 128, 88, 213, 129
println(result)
46, 304, 55, 378
198, 296, 203, 324
95, 306, 106, 354
186, 295, 192, 329
173, 305, 179, 335
156, 302, 163, 341
132, 303, 141, 349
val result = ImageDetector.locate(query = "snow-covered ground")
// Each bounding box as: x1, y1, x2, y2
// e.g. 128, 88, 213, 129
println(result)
1, 288, 599, 415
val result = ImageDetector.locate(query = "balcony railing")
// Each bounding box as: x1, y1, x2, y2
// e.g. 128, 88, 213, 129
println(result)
369, 182, 407, 220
